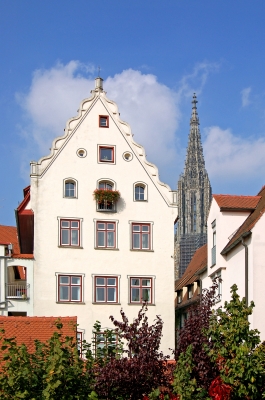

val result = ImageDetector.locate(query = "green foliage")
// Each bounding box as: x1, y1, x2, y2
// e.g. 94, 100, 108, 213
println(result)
0, 321, 95, 399
173, 345, 210, 400
206, 284, 265, 399
93, 189, 120, 204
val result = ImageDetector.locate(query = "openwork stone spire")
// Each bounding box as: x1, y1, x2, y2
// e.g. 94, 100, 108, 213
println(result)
175, 94, 212, 278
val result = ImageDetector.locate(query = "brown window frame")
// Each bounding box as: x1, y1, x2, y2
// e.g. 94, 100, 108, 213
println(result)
99, 146, 114, 163
99, 115, 109, 128
96, 221, 116, 248
94, 276, 118, 303
132, 223, 151, 250
58, 274, 82, 302
60, 219, 80, 247
130, 277, 153, 304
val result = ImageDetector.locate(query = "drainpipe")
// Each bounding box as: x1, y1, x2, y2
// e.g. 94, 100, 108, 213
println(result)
241, 238, 248, 306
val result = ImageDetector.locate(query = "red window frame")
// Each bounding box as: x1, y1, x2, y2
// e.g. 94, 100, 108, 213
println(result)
98, 146, 114, 163
130, 277, 152, 304
58, 275, 82, 302
96, 221, 116, 248
94, 276, 118, 303
60, 219, 80, 246
131, 223, 151, 250
99, 115, 109, 128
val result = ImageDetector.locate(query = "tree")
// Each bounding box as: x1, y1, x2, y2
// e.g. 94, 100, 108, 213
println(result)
94, 304, 173, 400
0, 320, 95, 399
206, 284, 265, 399
174, 281, 219, 391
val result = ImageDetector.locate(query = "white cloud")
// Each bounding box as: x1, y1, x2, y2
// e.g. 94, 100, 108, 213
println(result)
16, 60, 218, 186
203, 126, 265, 185
241, 87, 251, 107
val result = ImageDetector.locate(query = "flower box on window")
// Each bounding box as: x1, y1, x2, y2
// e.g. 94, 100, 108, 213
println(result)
93, 189, 120, 211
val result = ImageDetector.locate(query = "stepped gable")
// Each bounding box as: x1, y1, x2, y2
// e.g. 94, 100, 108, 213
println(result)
0, 316, 77, 354
221, 186, 265, 255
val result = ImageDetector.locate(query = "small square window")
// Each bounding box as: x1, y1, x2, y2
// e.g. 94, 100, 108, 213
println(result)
99, 146, 114, 163
99, 115, 109, 128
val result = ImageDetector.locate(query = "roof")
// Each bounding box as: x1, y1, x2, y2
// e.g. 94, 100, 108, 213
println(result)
0, 225, 33, 259
0, 316, 77, 354
175, 244, 207, 291
222, 186, 265, 254
213, 194, 261, 211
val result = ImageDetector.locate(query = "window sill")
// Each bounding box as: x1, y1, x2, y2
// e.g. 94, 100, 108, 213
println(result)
210, 263, 216, 268
96, 209, 117, 213
56, 301, 86, 305
58, 246, 83, 249
92, 302, 121, 305
128, 303, 155, 306
94, 247, 119, 251
130, 249, 154, 252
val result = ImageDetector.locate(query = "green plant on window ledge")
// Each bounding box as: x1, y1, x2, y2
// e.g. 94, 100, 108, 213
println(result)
93, 189, 120, 204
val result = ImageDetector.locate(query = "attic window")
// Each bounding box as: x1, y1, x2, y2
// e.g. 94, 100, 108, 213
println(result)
99, 116, 109, 128
77, 148, 87, 158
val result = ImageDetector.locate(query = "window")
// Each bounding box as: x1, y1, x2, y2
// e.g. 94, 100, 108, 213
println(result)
96, 221, 116, 248
133, 182, 147, 201
94, 276, 118, 303
212, 230, 216, 266
212, 271, 222, 302
177, 289, 182, 304
97, 181, 115, 211
77, 331, 83, 356
132, 223, 151, 250
99, 146, 114, 163
99, 115, 109, 128
58, 275, 82, 302
64, 179, 77, 198
94, 330, 118, 358
188, 284, 193, 299
60, 219, 80, 246
130, 277, 152, 304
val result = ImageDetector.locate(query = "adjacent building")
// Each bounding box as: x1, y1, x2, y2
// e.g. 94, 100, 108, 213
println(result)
18, 77, 178, 354
175, 94, 212, 278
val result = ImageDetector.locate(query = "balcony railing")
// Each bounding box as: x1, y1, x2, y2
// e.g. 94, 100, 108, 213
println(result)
6, 283, 30, 299
97, 201, 115, 212
211, 246, 216, 266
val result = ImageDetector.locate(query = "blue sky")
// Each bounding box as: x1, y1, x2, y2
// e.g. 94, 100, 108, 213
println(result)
1, 1, 265, 226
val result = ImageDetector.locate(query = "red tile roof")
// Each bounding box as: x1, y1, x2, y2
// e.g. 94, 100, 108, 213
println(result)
175, 244, 207, 291
222, 186, 265, 254
213, 194, 261, 211
0, 225, 34, 259
0, 316, 77, 354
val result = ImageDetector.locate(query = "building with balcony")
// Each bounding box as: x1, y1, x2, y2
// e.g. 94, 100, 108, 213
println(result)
0, 224, 33, 316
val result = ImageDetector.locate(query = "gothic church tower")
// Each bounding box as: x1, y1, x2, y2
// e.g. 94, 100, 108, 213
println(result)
175, 94, 212, 278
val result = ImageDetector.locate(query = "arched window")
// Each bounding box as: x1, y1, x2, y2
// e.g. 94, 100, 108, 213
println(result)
96, 179, 117, 211
64, 179, 77, 198
134, 182, 147, 201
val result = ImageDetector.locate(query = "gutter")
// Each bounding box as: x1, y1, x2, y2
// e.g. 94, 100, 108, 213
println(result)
221, 231, 251, 255
241, 238, 248, 306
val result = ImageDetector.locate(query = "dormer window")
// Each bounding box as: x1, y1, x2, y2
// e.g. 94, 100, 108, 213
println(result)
188, 284, 193, 299
99, 115, 109, 128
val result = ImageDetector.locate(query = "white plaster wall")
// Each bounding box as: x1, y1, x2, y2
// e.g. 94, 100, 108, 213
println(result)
31, 91, 177, 355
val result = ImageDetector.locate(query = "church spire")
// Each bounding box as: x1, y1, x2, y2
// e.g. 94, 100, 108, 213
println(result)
184, 93, 205, 181
175, 94, 212, 278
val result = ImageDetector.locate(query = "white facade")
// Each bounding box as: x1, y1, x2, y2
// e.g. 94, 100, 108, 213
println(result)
202, 192, 265, 340
30, 78, 177, 354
